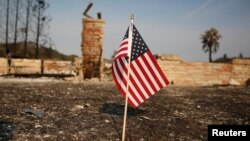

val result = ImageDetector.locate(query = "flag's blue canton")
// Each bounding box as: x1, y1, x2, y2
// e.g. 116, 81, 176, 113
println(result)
131, 26, 149, 61
123, 28, 129, 40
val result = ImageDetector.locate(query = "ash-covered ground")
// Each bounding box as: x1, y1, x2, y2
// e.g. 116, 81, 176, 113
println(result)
0, 80, 249, 141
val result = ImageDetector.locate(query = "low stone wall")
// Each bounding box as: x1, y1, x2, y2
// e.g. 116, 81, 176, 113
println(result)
43, 60, 75, 75
1, 56, 249, 86
0, 58, 77, 76
10, 59, 41, 74
231, 59, 250, 85
157, 54, 250, 86
0, 58, 8, 75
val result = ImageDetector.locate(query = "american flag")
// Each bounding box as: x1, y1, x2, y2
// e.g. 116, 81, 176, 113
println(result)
112, 25, 169, 108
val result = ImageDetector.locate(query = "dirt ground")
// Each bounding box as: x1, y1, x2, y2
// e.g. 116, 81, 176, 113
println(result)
0, 80, 249, 141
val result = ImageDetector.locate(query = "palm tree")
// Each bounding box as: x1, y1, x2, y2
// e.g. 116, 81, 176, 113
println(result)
201, 27, 222, 62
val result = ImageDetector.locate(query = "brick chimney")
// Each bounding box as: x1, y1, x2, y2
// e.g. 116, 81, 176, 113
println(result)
81, 18, 105, 79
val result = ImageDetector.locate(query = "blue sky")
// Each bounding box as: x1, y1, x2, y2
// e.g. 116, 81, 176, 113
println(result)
49, 0, 250, 61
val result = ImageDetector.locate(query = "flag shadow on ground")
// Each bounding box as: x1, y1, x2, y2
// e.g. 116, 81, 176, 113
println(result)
100, 102, 144, 116
0, 121, 15, 141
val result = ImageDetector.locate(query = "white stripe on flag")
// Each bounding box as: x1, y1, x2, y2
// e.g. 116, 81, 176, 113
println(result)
117, 59, 143, 103
122, 58, 150, 99
132, 60, 154, 94
114, 60, 139, 107
120, 44, 128, 49
115, 50, 127, 59
144, 53, 166, 87
138, 57, 160, 91
120, 39, 128, 45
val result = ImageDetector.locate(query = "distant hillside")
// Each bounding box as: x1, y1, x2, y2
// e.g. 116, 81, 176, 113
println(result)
0, 42, 78, 61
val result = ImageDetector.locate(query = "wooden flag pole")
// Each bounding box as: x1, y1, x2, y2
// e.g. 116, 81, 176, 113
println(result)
122, 14, 134, 141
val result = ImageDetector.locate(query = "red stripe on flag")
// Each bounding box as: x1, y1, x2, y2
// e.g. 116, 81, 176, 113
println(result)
114, 58, 140, 107
111, 63, 125, 95
118, 47, 128, 52
128, 86, 141, 106
122, 63, 145, 103
129, 75, 147, 101
134, 58, 157, 94
130, 63, 151, 98
112, 62, 137, 108
131, 61, 154, 96
128, 98, 136, 108
118, 59, 144, 104
119, 59, 147, 101
141, 53, 163, 88
115, 60, 127, 86
147, 51, 169, 85
114, 60, 127, 90
120, 40, 128, 46
118, 58, 128, 74
115, 48, 128, 59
